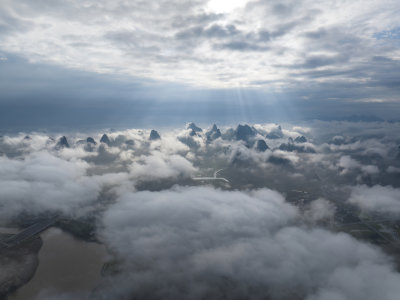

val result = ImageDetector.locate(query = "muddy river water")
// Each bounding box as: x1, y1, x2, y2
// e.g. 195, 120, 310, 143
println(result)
7, 227, 107, 300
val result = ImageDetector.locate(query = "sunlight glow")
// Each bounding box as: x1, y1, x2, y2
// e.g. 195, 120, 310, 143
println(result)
206, 0, 248, 13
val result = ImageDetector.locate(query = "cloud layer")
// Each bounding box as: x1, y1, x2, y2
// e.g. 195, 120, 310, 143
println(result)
1, 121, 400, 299
0, 0, 399, 97
97, 186, 400, 300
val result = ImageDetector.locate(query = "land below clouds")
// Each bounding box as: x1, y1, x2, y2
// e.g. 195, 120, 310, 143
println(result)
0, 121, 400, 299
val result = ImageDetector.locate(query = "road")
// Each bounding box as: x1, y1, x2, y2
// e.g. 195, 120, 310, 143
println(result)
1, 217, 57, 248
192, 169, 230, 183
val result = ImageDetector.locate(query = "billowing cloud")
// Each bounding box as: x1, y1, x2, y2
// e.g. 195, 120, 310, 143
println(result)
97, 186, 400, 300
1, 121, 400, 299
129, 151, 196, 181
0, 151, 101, 220
0, 129, 197, 220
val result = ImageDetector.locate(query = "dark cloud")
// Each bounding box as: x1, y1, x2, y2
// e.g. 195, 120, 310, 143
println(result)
272, 3, 294, 16
214, 40, 270, 52
176, 24, 240, 40
296, 55, 349, 69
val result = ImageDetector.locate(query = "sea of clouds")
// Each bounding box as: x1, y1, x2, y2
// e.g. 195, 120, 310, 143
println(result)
1, 121, 400, 299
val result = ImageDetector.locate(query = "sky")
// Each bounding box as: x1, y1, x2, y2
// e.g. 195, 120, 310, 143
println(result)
1, 0, 400, 128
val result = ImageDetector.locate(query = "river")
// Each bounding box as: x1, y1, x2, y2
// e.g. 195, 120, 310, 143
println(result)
7, 227, 107, 300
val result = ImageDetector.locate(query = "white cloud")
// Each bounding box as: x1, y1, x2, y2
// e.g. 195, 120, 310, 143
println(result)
0, 151, 101, 220
129, 151, 196, 181
0, 123, 400, 299
338, 155, 379, 175
304, 198, 336, 223
349, 185, 400, 214
0, 0, 399, 89
98, 186, 400, 300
